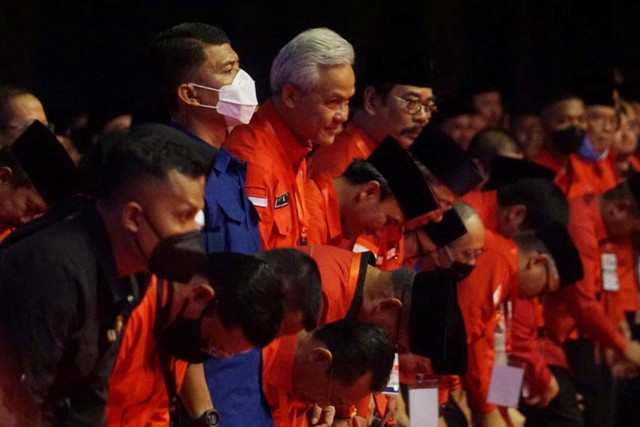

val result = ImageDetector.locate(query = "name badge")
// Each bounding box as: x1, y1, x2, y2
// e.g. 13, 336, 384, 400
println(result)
274, 192, 290, 209
601, 253, 620, 292
382, 353, 400, 394
487, 363, 525, 408
409, 379, 439, 427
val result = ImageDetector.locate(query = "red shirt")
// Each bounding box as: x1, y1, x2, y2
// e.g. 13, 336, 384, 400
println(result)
554, 154, 619, 198
225, 99, 312, 249
308, 121, 378, 179
543, 194, 628, 353
531, 148, 564, 173
305, 175, 351, 248
107, 277, 188, 427
458, 231, 518, 413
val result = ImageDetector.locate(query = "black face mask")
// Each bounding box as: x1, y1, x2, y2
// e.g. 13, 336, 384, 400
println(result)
551, 125, 585, 155
450, 261, 475, 282
148, 230, 207, 283
156, 298, 212, 363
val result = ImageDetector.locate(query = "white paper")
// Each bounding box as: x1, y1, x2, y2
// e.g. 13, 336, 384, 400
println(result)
409, 387, 439, 427
383, 353, 400, 394
487, 364, 525, 408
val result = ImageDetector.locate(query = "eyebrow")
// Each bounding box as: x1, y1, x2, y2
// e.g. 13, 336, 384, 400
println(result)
402, 91, 433, 99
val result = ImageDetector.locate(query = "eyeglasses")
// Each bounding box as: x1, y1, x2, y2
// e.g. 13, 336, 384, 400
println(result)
586, 112, 620, 133
0, 120, 55, 134
392, 96, 438, 115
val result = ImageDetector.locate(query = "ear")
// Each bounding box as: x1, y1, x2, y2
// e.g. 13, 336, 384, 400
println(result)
183, 283, 215, 317
357, 180, 381, 202
372, 298, 403, 317
507, 204, 527, 228
281, 84, 299, 109
309, 347, 333, 365
363, 86, 379, 116
121, 201, 143, 233
177, 83, 200, 107
0, 166, 13, 184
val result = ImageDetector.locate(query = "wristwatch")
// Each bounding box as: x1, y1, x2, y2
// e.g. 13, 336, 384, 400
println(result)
191, 409, 221, 427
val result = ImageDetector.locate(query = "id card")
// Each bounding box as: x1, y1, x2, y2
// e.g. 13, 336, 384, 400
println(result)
601, 253, 620, 292
487, 363, 525, 408
382, 353, 400, 394
409, 380, 439, 427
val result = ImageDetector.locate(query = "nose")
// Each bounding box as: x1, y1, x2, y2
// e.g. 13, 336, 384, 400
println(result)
335, 101, 349, 123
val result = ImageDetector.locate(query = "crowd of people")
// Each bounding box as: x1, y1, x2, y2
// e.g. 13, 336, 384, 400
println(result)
1, 21, 640, 427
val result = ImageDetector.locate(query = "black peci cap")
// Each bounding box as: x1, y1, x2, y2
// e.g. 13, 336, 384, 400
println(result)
368, 137, 439, 220
10, 120, 76, 205
536, 222, 583, 286
361, 47, 434, 89
422, 209, 468, 248
408, 125, 484, 196
483, 155, 556, 191
409, 268, 467, 374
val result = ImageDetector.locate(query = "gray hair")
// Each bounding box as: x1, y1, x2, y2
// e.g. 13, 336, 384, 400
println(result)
270, 27, 355, 96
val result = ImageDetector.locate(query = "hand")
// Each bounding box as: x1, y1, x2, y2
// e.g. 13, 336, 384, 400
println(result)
381, 394, 410, 427
507, 408, 526, 427
309, 404, 335, 426
524, 375, 559, 407
476, 409, 508, 427
622, 340, 640, 366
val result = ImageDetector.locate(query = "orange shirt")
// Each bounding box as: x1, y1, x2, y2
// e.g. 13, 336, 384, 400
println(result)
458, 231, 518, 413
305, 175, 350, 248
531, 148, 564, 173
262, 334, 312, 427
510, 297, 554, 398
224, 99, 312, 249
602, 244, 639, 324
462, 189, 498, 233
308, 121, 378, 179
554, 154, 619, 198
543, 194, 628, 353
297, 245, 368, 324
107, 277, 188, 427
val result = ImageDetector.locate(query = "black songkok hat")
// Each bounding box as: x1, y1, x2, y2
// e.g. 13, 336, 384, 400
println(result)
368, 137, 438, 220
581, 83, 615, 108
483, 155, 556, 191
361, 47, 434, 88
431, 98, 476, 126
10, 120, 76, 205
408, 125, 484, 196
625, 173, 640, 206
422, 209, 468, 248
409, 269, 467, 374
536, 222, 584, 286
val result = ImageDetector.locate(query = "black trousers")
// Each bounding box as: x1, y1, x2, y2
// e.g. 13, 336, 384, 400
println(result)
519, 365, 584, 427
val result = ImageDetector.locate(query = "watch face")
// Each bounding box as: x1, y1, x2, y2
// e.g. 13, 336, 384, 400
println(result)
205, 410, 220, 426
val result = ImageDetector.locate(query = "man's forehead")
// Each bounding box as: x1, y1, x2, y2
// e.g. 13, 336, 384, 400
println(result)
391, 84, 433, 98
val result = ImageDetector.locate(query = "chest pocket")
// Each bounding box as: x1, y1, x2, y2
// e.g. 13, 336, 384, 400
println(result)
273, 205, 292, 238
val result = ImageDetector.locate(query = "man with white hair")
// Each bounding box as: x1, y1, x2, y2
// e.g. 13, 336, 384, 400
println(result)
224, 27, 356, 249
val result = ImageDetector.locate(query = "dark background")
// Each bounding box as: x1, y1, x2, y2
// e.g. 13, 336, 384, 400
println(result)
1, 0, 639, 127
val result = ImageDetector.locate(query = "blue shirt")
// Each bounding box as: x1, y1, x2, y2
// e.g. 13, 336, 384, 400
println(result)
172, 125, 271, 426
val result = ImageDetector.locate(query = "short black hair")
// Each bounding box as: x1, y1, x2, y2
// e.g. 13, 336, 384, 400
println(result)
150, 22, 231, 113
81, 126, 207, 204
206, 252, 285, 348
0, 146, 31, 187
467, 129, 522, 171
341, 159, 393, 200
256, 248, 322, 331
498, 178, 569, 229
0, 85, 32, 126
313, 320, 395, 393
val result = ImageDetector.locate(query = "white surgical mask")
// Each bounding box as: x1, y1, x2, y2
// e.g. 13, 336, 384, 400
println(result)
190, 69, 258, 127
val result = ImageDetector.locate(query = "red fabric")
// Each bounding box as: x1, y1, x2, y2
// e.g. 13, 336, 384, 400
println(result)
531, 148, 564, 173
602, 243, 639, 324
462, 190, 498, 233
225, 99, 312, 249
308, 122, 378, 179
398, 353, 459, 405
510, 297, 554, 398
458, 231, 519, 413
554, 154, 619, 198
297, 245, 363, 324
543, 195, 628, 353
107, 277, 189, 427
305, 175, 351, 248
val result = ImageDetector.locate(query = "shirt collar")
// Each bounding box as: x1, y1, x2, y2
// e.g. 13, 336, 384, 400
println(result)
344, 121, 379, 154
259, 99, 313, 167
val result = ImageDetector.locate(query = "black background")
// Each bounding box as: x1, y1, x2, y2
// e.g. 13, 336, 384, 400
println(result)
1, 0, 638, 126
